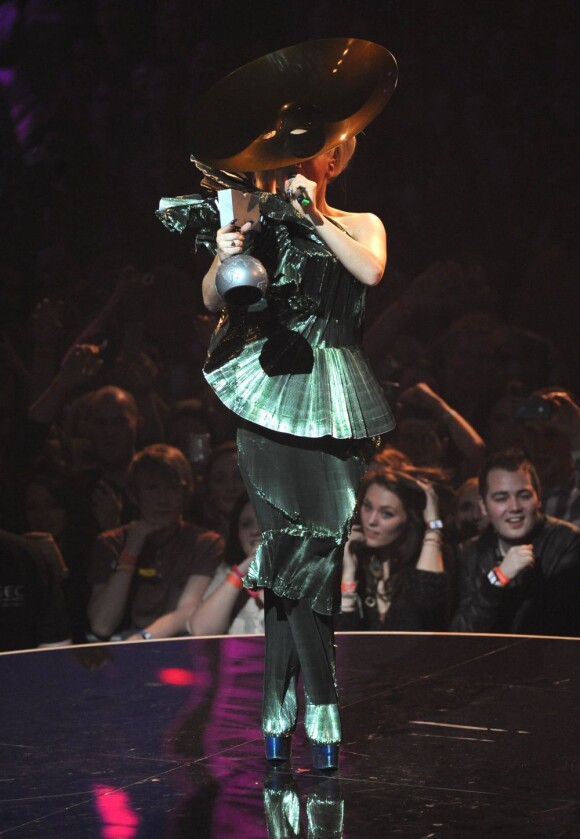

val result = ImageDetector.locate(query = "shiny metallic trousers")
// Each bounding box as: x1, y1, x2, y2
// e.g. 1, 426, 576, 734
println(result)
263, 590, 341, 743
237, 422, 368, 744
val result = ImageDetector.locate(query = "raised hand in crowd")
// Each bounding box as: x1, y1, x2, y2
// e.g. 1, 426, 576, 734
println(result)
397, 381, 485, 480
536, 390, 580, 452
28, 344, 104, 425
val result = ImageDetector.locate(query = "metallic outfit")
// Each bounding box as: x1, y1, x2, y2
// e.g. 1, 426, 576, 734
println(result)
157, 178, 394, 744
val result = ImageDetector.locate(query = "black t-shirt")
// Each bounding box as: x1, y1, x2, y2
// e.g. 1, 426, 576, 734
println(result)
0, 530, 71, 652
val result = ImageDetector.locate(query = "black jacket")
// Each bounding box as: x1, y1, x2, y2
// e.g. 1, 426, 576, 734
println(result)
337, 566, 451, 632
450, 516, 580, 636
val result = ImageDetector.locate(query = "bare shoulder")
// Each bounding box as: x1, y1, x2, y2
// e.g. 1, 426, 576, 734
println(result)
333, 211, 386, 244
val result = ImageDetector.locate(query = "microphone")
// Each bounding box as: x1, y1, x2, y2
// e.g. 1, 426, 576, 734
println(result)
296, 187, 311, 207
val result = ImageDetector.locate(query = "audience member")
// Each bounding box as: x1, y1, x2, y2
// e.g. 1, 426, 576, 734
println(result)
187, 494, 263, 637
87, 444, 223, 640
519, 390, 580, 526
483, 386, 527, 453
0, 2, 576, 656
73, 385, 142, 535
0, 529, 71, 652
337, 468, 450, 632
448, 476, 489, 546
136, 494, 264, 640
165, 398, 210, 456
196, 441, 246, 538
430, 312, 509, 430
450, 450, 580, 636
28, 342, 104, 429
21, 464, 93, 642
396, 381, 486, 482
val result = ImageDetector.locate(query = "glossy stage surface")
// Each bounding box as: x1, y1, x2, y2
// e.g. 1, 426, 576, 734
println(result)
1, 633, 579, 837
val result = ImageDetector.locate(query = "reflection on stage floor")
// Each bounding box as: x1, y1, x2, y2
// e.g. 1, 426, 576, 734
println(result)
1, 632, 579, 837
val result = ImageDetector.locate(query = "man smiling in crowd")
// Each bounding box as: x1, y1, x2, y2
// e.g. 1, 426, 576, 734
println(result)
450, 449, 580, 636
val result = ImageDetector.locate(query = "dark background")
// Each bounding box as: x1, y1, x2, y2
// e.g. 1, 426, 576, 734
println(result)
0, 0, 577, 386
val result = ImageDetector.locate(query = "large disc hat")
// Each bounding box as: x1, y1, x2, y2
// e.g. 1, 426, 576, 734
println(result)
189, 38, 398, 171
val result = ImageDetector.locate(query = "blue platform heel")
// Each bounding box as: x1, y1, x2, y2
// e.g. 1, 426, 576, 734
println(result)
265, 735, 292, 762
311, 743, 340, 770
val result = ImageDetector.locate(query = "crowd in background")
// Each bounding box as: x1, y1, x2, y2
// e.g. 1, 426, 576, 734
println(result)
0, 0, 578, 650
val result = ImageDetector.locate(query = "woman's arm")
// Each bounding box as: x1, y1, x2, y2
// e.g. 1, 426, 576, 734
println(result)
305, 211, 387, 287
188, 556, 254, 636
340, 525, 364, 615
202, 254, 225, 313
28, 344, 103, 424
414, 479, 445, 574
202, 221, 255, 312
187, 572, 244, 636
399, 383, 486, 478
286, 172, 387, 286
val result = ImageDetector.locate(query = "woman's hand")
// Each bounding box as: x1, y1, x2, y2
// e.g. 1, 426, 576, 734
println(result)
343, 524, 365, 577
203, 221, 253, 312
284, 172, 320, 218
414, 477, 441, 524
216, 221, 254, 264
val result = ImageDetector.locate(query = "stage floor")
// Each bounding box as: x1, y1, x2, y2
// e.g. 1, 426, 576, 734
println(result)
1, 632, 579, 837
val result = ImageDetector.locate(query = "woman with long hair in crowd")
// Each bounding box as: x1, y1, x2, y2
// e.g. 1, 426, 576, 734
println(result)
337, 467, 451, 632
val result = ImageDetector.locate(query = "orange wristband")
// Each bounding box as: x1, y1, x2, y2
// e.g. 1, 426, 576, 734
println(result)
119, 549, 138, 568
494, 565, 510, 586
226, 572, 243, 590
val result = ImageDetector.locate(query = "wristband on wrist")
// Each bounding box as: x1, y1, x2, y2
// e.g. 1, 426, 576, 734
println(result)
341, 580, 357, 594
139, 629, 153, 640
487, 567, 509, 588
494, 565, 510, 586
230, 565, 244, 580
226, 572, 243, 590
426, 519, 444, 531
115, 562, 137, 573
119, 549, 138, 567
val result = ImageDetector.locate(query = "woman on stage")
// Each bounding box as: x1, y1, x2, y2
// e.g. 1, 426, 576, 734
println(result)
157, 40, 397, 769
